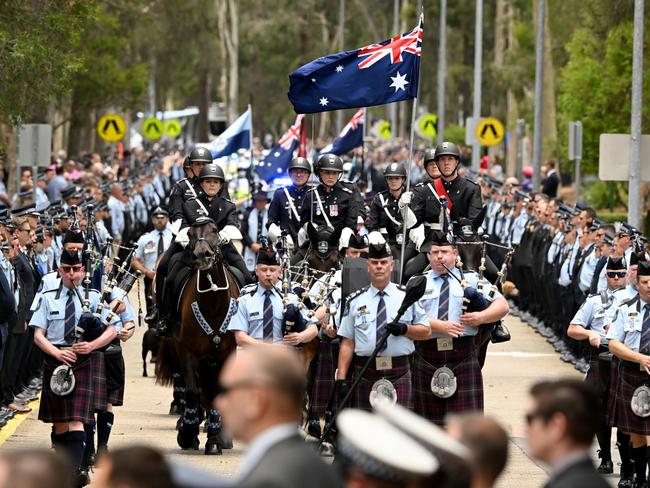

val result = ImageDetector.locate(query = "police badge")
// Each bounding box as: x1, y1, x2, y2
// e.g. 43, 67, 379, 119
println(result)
430, 366, 457, 399
369, 378, 397, 408
50, 364, 75, 396
330, 204, 338, 217
631, 385, 650, 418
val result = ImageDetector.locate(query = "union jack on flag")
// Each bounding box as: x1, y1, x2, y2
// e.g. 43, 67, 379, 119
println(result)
288, 14, 424, 114
257, 114, 305, 181
320, 108, 365, 156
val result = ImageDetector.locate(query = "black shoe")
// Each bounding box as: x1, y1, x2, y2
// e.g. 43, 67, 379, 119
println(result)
597, 458, 613, 474
619, 473, 634, 488
633, 481, 647, 488
76, 468, 90, 487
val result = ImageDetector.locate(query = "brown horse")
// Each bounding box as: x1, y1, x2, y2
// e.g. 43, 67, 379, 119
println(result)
155, 219, 239, 455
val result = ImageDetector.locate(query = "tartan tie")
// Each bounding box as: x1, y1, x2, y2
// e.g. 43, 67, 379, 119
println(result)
376, 291, 387, 352
263, 290, 274, 342
640, 305, 650, 354
157, 231, 165, 257
64, 289, 76, 345
438, 274, 450, 321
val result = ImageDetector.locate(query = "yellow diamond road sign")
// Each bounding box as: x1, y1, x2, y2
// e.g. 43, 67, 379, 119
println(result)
164, 119, 182, 138
476, 117, 505, 147
378, 120, 392, 140
97, 114, 126, 143
416, 113, 438, 140
142, 117, 163, 140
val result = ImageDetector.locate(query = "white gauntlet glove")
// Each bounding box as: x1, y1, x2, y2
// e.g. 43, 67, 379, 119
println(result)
218, 225, 242, 244
409, 224, 425, 251
398, 191, 413, 209
298, 225, 308, 247
176, 227, 190, 248
267, 223, 282, 243
403, 207, 417, 229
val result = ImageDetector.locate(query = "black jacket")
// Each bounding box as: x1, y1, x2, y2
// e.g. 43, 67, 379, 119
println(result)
412, 176, 483, 228
544, 456, 609, 488
267, 184, 310, 241
181, 195, 238, 231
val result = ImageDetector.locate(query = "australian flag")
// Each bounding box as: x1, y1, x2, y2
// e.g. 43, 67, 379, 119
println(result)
208, 107, 252, 159
256, 114, 304, 182
288, 15, 423, 114
321, 108, 365, 155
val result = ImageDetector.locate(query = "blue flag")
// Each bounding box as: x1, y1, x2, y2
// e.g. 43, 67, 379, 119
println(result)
288, 16, 423, 114
256, 115, 304, 182
320, 108, 365, 155
209, 108, 252, 158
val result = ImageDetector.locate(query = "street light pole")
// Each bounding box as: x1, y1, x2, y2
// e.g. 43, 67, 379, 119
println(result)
437, 0, 446, 144
628, 0, 644, 229
471, 0, 483, 171
532, 0, 545, 190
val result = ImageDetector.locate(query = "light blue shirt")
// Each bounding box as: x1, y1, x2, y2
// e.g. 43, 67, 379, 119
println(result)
607, 296, 648, 351
108, 196, 125, 240
29, 285, 120, 345
418, 270, 502, 338
135, 227, 173, 271
571, 288, 622, 343
578, 246, 598, 292
0, 253, 18, 309
511, 211, 529, 246
228, 284, 310, 342
339, 281, 426, 357
547, 231, 564, 264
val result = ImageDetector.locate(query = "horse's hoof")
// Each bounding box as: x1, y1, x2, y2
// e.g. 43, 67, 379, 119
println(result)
150, 356, 157, 363
217, 432, 233, 450
205, 441, 222, 455
176, 417, 182, 431
169, 403, 182, 416
142, 371, 148, 377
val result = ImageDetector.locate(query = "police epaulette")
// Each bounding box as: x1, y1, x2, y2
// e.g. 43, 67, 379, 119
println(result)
622, 295, 640, 307
43, 288, 59, 295
414, 182, 425, 188
346, 286, 369, 303
339, 185, 353, 194
240, 284, 258, 295
396, 284, 406, 291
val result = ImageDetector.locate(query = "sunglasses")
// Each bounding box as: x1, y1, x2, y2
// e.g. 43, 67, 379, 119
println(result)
218, 380, 265, 396
61, 265, 83, 273
525, 411, 544, 426
607, 271, 627, 279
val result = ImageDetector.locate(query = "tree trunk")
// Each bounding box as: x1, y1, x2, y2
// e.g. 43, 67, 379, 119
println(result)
541, 0, 557, 162
504, 1, 518, 177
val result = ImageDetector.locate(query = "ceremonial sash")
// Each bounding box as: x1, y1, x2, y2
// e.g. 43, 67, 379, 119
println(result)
433, 178, 453, 211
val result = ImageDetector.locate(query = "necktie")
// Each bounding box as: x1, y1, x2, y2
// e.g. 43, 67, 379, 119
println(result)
438, 275, 450, 321
157, 231, 165, 257
256, 210, 265, 242
263, 290, 274, 342
640, 305, 650, 354
376, 291, 388, 352
64, 289, 76, 345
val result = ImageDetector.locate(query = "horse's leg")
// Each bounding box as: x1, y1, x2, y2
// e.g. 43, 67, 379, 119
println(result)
170, 371, 185, 415
177, 353, 200, 450
142, 331, 149, 377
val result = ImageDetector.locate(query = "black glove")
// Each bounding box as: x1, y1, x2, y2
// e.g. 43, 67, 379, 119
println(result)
336, 379, 350, 403
386, 321, 408, 336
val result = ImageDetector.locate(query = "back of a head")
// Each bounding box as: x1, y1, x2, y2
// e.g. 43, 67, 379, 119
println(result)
0, 450, 73, 488
530, 378, 599, 447
105, 446, 174, 488
447, 414, 509, 486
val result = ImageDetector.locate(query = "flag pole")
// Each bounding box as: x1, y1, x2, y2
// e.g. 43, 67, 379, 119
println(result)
248, 104, 254, 180
398, 11, 424, 284
360, 108, 367, 186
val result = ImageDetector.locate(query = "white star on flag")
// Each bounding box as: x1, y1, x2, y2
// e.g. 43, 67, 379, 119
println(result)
311, 78, 316, 83
389, 72, 409, 92
319, 97, 329, 106
335, 65, 344, 72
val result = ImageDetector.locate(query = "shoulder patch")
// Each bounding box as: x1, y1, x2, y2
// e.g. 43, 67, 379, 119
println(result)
622, 295, 640, 307
346, 286, 369, 303
240, 284, 258, 295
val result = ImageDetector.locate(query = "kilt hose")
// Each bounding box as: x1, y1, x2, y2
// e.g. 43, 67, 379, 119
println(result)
39, 352, 106, 424
585, 347, 612, 423
310, 340, 336, 415
413, 338, 483, 426
352, 355, 412, 411
609, 360, 650, 435
104, 350, 126, 407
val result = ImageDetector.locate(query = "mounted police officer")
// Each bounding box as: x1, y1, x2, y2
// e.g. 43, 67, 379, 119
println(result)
267, 157, 312, 263
154, 147, 211, 326
404, 143, 483, 282
336, 233, 430, 411
298, 154, 363, 248
29, 249, 120, 485
158, 163, 251, 336
367, 162, 417, 260
228, 246, 317, 346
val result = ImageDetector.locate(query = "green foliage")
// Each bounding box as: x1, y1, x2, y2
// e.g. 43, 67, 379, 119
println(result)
585, 180, 628, 211
443, 124, 465, 145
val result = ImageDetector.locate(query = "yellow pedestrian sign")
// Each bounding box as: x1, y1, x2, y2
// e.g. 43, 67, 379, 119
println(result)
476, 117, 505, 147
377, 120, 392, 140
164, 119, 182, 138
97, 114, 126, 143
142, 117, 163, 140
416, 113, 438, 140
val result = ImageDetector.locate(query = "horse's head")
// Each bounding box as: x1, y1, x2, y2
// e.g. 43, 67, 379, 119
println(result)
305, 223, 341, 272
452, 206, 487, 271
189, 217, 222, 271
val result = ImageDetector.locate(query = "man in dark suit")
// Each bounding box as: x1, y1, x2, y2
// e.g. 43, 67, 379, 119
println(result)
541, 160, 560, 198
525, 379, 608, 488
216, 344, 342, 488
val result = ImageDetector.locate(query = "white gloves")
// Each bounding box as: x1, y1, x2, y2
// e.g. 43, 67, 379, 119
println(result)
298, 225, 308, 247
403, 207, 417, 229
398, 191, 413, 209
285, 235, 295, 249
169, 219, 182, 236
218, 225, 242, 244
409, 224, 425, 251
267, 223, 282, 243
176, 227, 190, 248
339, 227, 354, 250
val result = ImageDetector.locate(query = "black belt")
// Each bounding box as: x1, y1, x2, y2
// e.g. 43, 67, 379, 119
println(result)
419, 336, 475, 351
353, 354, 410, 368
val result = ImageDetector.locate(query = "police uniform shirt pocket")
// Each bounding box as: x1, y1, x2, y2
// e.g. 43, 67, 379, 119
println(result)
354, 312, 374, 334
248, 317, 264, 338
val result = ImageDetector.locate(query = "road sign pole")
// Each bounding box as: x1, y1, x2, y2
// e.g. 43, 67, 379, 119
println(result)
532, 0, 545, 191
471, 0, 483, 171
629, 0, 644, 229
516, 119, 525, 179
436, 0, 446, 144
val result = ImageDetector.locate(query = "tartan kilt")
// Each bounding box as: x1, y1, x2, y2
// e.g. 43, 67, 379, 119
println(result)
606, 357, 620, 424
104, 350, 125, 407
310, 341, 336, 414
352, 356, 412, 412
609, 360, 650, 435
39, 352, 105, 424
585, 348, 612, 422
413, 339, 483, 426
